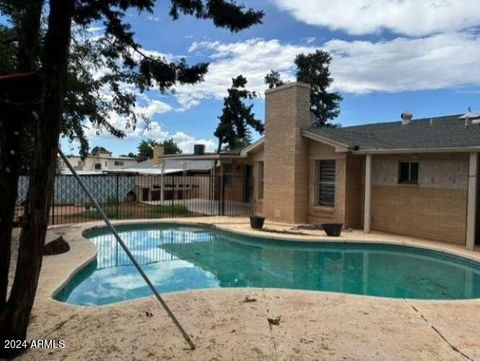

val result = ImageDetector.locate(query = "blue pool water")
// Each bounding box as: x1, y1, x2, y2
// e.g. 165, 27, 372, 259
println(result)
54, 224, 480, 305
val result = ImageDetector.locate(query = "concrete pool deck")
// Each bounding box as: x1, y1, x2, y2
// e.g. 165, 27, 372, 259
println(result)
9, 217, 480, 360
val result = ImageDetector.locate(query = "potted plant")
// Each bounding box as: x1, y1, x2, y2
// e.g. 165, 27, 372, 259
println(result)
250, 200, 265, 229
322, 223, 343, 237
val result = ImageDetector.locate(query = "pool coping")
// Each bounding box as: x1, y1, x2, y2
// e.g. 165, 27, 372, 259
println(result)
48, 217, 480, 306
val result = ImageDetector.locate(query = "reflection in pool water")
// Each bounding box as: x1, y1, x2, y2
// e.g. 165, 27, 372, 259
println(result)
55, 224, 480, 305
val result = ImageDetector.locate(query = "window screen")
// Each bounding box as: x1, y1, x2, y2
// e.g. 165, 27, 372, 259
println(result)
317, 160, 336, 207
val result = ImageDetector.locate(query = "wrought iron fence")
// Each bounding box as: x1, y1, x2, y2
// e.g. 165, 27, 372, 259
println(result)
15, 174, 252, 225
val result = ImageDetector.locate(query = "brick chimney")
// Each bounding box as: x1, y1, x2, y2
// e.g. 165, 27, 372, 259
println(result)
153, 145, 164, 165
263, 82, 311, 224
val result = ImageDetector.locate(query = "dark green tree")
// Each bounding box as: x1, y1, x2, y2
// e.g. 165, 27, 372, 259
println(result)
120, 152, 137, 158
214, 75, 263, 153
264, 69, 285, 89
295, 50, 342, 127
137, 138, 182, 161
162, 138, 182, 155
137, 139, 157, 161
0, 1, 263, 356
90, 146, 110, 155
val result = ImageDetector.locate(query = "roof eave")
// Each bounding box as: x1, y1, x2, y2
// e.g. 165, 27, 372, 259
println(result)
355, 146, 480, 155
301, 129, 351, 152
240, 138, 264, 157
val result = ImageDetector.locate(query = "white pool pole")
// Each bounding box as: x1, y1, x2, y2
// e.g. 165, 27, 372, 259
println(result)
58, 150, 196, 350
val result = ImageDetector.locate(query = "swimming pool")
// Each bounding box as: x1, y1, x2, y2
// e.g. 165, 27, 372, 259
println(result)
55, 223, 480, 305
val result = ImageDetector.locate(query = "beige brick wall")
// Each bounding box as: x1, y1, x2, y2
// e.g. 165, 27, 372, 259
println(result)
369, 153, 469, 244
307, 141, 347, 226
371, 186, 467, 244
263, 82, 311, 224
344, 154, 363, 229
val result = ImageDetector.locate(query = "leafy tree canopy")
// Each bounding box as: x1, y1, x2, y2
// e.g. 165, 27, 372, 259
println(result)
90, 146, 110, 155
264, 69, 285, 89
0, 0, 264, 158
137, 138, 182, 161
214, 75, 263, 153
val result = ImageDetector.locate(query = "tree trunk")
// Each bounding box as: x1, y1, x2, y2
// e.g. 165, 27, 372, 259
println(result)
0, 106, 25, 310
0, 0, 43, 311
17, 0, 44, 73
0, 0, 74, 357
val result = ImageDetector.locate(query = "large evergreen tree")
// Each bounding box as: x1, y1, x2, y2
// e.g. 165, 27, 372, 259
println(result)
295, 50, 342, 127
214, 75, 263, 152
264, 69, 285, 89
0, 1, 263, 357
263, 50, 342, 127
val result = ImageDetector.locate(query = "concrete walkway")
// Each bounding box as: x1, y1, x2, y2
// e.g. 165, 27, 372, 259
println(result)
142, 198, 251, 216
9, 218, 480, 360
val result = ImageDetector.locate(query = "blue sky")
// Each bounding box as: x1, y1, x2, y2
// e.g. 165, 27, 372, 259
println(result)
62, 0, 480, 156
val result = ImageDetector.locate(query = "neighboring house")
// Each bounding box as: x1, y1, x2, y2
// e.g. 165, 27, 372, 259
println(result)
166, 82, 480, 250
59, 149, 138, 174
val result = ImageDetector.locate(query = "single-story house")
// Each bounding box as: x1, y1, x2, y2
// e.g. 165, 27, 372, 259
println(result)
163, 82, 480, 250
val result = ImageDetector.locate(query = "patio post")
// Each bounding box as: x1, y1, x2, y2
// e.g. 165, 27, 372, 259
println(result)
466, 152, 478, 250
160, 160, 165, 203
364, 154, 372, 233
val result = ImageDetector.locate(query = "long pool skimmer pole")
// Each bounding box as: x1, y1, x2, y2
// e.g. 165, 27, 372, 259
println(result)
58, 150, 196, 350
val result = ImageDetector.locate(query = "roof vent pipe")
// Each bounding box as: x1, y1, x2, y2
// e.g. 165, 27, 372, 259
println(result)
401, 112, 413, 125
465, 116, 472, 127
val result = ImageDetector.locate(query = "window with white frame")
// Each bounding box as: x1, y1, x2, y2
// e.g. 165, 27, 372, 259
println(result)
114, 160, 124, 166
398, 161, 419, 184
317, 160, 336, 207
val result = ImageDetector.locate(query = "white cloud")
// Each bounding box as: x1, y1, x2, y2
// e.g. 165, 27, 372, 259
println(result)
168, 131, 216, 153
83, 98, 215, 153
173, 33, 480, 99
140, 100, 173, 117
325, 32, 480, 93
174, 38, 312, 109
269, 0, 480, 36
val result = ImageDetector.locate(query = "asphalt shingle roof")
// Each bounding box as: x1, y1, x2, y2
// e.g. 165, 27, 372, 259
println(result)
304, 114, 480, 151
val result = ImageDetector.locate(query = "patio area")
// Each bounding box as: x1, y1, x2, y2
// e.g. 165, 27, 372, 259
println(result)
10, 217, 480, 360
141, 199, 251, 216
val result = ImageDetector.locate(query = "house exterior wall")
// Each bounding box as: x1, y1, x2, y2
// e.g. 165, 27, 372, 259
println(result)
344, 154, 364, 229
244, 82, 474, 246
251, 147, 265, 215
307, 141, 347, 226
61, 155, 138, 172
263, 82, 311, 224
369, 153, 469, 244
